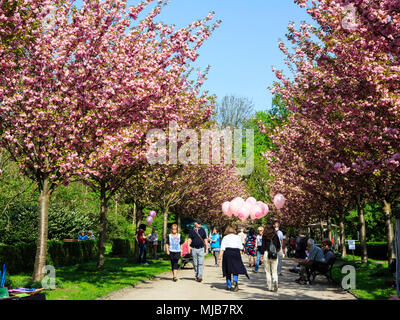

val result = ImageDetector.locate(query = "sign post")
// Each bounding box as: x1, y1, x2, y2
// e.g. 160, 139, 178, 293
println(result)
347, 240, 356, 261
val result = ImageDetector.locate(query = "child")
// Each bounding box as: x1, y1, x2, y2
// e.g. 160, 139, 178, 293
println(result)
218, 225, 249, 292
165, 224, 184, 282
181, 238, 191, 259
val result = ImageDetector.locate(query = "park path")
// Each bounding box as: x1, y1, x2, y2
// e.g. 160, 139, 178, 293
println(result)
100, 255, 356, 300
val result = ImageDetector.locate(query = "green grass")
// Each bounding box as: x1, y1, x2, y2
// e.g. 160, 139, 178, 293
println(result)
332, 254, 398, 300
8, 256, 171, 300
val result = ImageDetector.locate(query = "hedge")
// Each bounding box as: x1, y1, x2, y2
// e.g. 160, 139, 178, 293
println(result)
353, 242, 388, 260
0, 240, 98, 274
110, 239, 135, 256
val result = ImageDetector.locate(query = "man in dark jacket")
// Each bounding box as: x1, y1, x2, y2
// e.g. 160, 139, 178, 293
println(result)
188, 219, 208, 282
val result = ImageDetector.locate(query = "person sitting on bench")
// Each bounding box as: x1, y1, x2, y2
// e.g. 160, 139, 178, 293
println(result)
295, 238, 326, 285
321, 239, 335, 266
181, 238, 191, 259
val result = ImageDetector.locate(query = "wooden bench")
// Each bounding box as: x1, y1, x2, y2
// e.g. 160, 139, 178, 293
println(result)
179, 255, 193, 269
310, 257, 336, 284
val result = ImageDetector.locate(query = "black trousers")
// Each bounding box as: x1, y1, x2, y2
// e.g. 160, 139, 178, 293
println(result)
170, 252, 181, 270
299, 260, 327, 281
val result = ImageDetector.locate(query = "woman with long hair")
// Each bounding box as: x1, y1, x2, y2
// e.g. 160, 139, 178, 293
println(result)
218, 226, 249, 292
262, 224, 281, 292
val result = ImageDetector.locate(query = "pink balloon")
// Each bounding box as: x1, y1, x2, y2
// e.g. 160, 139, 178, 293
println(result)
222, 202, 230, 215
243, 203, 252, 219
149, 210, 157, 218
253, 203, 263, 219
246, 197, 257, 205
273, 194, 286, 210
146, 216, 153, 226
262, 203, 269, 216
249, 205, 257, 221
229, 200, 242, 217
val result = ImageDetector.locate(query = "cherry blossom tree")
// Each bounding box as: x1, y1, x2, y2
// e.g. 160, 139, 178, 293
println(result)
265, 0, 400, 263
0, 0, 219, 277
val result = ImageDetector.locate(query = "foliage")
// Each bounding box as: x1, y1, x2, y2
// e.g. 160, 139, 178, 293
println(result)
110, 239, 135, 256
340, 203, 387, 242
0, 202, 97, 245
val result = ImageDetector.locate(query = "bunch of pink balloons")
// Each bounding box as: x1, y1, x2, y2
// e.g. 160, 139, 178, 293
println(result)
273, 194, 286, 210
146, 210, 157, 226
221, 197, 269, 222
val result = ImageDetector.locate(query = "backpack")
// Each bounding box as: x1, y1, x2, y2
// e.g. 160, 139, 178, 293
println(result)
268, 239, 278, 259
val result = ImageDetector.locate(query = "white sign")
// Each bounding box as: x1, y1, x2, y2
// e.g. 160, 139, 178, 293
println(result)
348, 240, 356, 250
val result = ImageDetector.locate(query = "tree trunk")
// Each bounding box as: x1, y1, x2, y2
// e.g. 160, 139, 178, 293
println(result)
32, 178, 50, 282
97, 186, 108, 269
340, 210, 347, 257
327, 217, 332, 241
163, 206, 169, 251
383, 199, 395, 265
320, 219, 324, 243
134, 205, 143, 263
177, 214, 181, 234
132, 202, 136, 229
357, 200, 368, 264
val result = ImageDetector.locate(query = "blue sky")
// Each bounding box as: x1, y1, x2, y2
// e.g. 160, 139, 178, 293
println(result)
75, 0, 314, 112
147, 0, 314, 112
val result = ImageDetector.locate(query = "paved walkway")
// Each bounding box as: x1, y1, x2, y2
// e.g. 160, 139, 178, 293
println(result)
101, 256, 355, 300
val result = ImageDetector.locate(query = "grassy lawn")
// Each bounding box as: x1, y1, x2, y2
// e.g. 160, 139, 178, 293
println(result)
9, 256, 171, 300
331, 254, 398, 300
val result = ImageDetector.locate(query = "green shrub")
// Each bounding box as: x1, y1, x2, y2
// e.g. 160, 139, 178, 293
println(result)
0, 202, 97, 245
0, 240, 98, 274
354, 241, 388, 260
106, 213, 135, 241
110, 239, 135, 256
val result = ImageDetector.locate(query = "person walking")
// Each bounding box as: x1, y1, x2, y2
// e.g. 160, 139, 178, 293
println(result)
238, 228, 247, 255
188, 219, 208, 282
135, 224, 148, 265
254, 226, 264, 273
165, 224, 184, 282
218, 226, 249, 292
148, 227, 158, 259
262, 224, 281, 292
245, 228, 257, 268
209, 227, 221, 267
274, 220, 285, 276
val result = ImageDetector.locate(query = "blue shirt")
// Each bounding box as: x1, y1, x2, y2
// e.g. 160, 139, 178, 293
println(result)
78, 235, 88, 241
309, 245, 326, 263
211, 233, 221, 251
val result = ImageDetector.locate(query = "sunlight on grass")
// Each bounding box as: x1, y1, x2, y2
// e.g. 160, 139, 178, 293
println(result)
9, 256, 171, 300
332, 255, 397, 300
